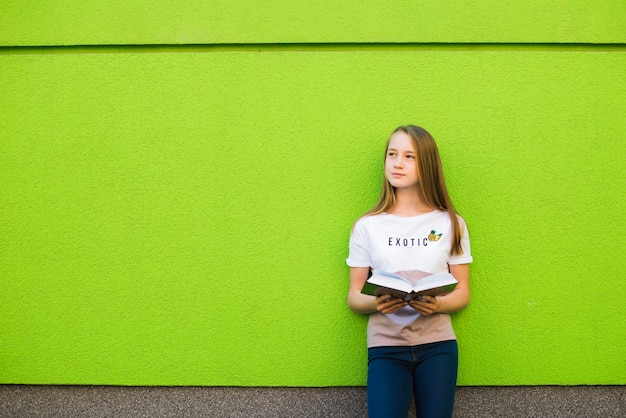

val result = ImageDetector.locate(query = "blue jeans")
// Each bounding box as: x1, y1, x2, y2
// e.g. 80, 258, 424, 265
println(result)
367, 340, 458, 418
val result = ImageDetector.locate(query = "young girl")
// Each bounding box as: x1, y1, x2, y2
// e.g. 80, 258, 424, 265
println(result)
347, 125, 472, 418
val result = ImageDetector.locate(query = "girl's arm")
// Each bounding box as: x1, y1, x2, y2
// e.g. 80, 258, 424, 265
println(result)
409, 263, 470, 315
347, 267, 407, 315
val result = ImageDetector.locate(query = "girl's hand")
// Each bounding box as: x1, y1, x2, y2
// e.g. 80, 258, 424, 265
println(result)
408, 296, 441, 316
375, 295, 407, 314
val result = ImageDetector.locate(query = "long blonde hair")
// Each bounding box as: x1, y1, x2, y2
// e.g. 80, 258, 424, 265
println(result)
366, 125, 464, 255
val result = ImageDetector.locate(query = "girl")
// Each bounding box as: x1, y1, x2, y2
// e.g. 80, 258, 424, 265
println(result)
346, 125, 472, 418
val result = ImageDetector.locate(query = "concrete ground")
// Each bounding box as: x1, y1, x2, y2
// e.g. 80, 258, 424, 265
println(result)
0, 385, 624, 417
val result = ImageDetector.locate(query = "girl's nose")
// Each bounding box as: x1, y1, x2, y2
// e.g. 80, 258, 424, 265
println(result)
394, 157, 403, 168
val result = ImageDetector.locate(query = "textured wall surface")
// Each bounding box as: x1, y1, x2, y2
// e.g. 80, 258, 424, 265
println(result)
1, 1, 625, 387
1, 0, 625, 45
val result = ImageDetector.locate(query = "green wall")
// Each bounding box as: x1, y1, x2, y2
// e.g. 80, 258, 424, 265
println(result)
1, 0, 625, 44
1, 1, 624, 386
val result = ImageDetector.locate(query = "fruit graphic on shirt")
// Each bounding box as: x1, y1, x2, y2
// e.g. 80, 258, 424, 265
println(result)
428, 230, 442, 241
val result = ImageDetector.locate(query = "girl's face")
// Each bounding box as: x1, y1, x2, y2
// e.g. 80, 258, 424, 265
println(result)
385, 131, 419, 189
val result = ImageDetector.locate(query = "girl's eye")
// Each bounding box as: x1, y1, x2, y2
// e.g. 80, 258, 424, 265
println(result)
407, 155, 416, 159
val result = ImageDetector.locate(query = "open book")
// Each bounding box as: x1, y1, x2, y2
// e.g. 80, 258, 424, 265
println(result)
361, 271, 458, 301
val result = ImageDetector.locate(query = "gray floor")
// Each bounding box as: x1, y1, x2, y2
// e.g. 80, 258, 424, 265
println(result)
1, 385, 624, 417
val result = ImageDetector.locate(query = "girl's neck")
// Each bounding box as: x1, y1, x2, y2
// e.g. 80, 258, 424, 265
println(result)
390, 188, 433, 216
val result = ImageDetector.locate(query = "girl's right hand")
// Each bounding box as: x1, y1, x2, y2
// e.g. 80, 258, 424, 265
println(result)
375, 295, 407, 314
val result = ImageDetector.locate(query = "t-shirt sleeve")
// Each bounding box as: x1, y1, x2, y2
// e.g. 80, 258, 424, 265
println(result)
346, 219, 371, 268
449, 216, 473, 265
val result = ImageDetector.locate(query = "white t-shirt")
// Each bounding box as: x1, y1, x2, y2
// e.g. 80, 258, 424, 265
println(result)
347, 210, 472, 347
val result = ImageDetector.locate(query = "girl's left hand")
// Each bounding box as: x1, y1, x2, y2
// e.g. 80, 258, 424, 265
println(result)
408, 296, 441, 316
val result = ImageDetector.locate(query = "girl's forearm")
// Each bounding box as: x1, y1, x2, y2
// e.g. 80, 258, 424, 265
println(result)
348, 287, 470, 315
347, 290, 378, 314
437, 288, 470, 314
